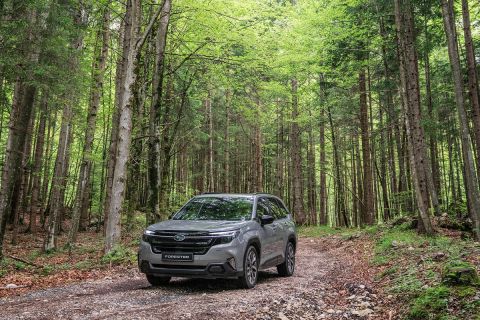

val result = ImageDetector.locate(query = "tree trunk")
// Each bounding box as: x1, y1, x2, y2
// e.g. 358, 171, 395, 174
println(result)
0, 4, 44, 258
207, 93, 215, 191
103, 11, 130, 231
253, 94, 263, 192
0, 82, 36, 256
28, 92, 48, 234
104, 0, 163, 252
359, 69, 374, 225
394, 0, 435, 235
67, 6, 110, 246
290, 78, 305, 224
44, 102, 73, 251
441, 0, 480, 240
319, 106, 327, 225
224, 90, 231, 192
461, 0, 480, 173
307, 120, 316, 225
105, 0, 140, 253
147, 0, 171, 224
11, 105, 35, 244
424, 23, 442, 212
275, 99, 285, 198
327, 104, 348, 227
44, 4, 86, 251
378, 102, 390, 221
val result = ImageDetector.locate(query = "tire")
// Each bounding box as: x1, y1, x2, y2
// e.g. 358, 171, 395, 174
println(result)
239, 245, 259, 289
277, 241, 295, 277
146, 274, 171, 286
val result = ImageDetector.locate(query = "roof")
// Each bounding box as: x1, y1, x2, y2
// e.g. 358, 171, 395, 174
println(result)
196, 192, 279, 198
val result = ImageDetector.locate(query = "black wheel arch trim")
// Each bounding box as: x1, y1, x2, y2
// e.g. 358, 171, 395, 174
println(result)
246, 237, 261, 260
288, 234, 297, 250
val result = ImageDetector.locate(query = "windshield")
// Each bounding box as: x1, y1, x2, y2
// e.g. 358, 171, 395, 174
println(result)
172, 196, 254, 221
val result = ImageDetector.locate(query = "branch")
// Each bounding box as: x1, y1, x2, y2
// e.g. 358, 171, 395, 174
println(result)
168, 41, 209, 75
135, 0, 167, 51
6, 255, 43, 268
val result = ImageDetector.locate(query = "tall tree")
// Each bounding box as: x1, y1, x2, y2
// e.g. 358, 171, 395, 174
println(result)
0, 4, 45, 258
28, 92, 48, 234
441, 0, 480, 240
67, 5, 110, 246
395, 0, 435, 235
461, 0, 480, 172
147, 0, 171, 224
290, 78, 305, 224
44, 2, 86, 251
104, 0, 164, 253
359, 68, 375, 225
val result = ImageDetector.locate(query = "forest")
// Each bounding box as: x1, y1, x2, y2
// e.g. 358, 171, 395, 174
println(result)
1, 0, 480, 260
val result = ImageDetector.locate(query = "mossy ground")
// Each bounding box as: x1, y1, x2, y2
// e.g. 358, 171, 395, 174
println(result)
302, 222, 480, 319
371, 225, 480, 319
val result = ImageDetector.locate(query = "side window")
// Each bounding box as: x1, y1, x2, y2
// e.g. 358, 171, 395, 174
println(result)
269, 198, 288, 219
256, 198, 270, 218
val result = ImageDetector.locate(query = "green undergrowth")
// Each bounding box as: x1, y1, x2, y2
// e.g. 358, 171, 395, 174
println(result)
300, 223, 480, 319
1, 213, 146, 280
370, 225, 480, 320
298, 225, 357, 238
101, 244, 137, 265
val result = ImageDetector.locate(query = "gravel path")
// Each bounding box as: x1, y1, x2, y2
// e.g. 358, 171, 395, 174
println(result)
0, 237, 394, 319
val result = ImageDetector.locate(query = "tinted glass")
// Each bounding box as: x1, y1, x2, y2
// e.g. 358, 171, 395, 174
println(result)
173, 196, 254, 221
268, 198, 288, 219
256, 198, 270, 217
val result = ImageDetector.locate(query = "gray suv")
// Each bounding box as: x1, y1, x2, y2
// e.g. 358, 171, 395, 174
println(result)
138, 193, 297, 288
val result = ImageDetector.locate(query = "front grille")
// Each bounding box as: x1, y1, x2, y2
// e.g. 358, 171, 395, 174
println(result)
149, 230, 216, 255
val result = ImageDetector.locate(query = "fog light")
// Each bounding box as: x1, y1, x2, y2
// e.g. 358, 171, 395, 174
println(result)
227, 257, 236, 270
209, 265, 224, 273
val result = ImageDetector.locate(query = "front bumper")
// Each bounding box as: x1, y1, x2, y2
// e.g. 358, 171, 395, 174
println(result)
137, 238, 246, 279
138, 260, 242, 278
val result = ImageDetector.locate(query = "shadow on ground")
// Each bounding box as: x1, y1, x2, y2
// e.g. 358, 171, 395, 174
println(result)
140, 270, 282, 293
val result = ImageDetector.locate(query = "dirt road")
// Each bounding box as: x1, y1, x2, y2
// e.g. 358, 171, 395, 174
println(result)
0, 237, 394, 319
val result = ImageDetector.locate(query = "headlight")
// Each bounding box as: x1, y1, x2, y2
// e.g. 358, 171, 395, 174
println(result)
142, 229, 155, 242
210, 230, 240, 245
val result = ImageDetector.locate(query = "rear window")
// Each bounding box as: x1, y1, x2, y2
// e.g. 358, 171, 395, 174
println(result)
172, 196, 254, 221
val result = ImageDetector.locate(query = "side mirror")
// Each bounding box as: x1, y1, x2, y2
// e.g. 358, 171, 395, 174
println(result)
260, 214, 274, 225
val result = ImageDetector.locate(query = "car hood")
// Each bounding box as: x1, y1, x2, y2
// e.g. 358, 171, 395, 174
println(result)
147, 220, 251, 232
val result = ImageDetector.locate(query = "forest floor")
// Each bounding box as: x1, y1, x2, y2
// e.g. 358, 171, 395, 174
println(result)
0, 219, 479, 319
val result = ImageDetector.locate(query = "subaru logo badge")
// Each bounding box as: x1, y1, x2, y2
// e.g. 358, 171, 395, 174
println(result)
174, 234, 186, 241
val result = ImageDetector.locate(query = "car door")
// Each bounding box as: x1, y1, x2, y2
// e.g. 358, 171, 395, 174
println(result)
265, 197, 288, 258
256, 198, 277, 266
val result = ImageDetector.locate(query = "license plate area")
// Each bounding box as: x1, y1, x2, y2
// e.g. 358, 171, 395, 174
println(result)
161, 253, 194, 262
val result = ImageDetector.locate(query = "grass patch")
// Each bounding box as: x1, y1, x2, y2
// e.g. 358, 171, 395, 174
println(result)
371, 254, 390, 266
28, 249, 42, 260
13, 261, 27, 271
454, 286, 476, 298
378, 266, 399, 279
298, 226, 355, 238
407, 285, 450, 320
374, 228, 425, 253
371, 224, 480, 319
40, 265, 55, 276
101, 245, 136, 265
74, 260, 95, 270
